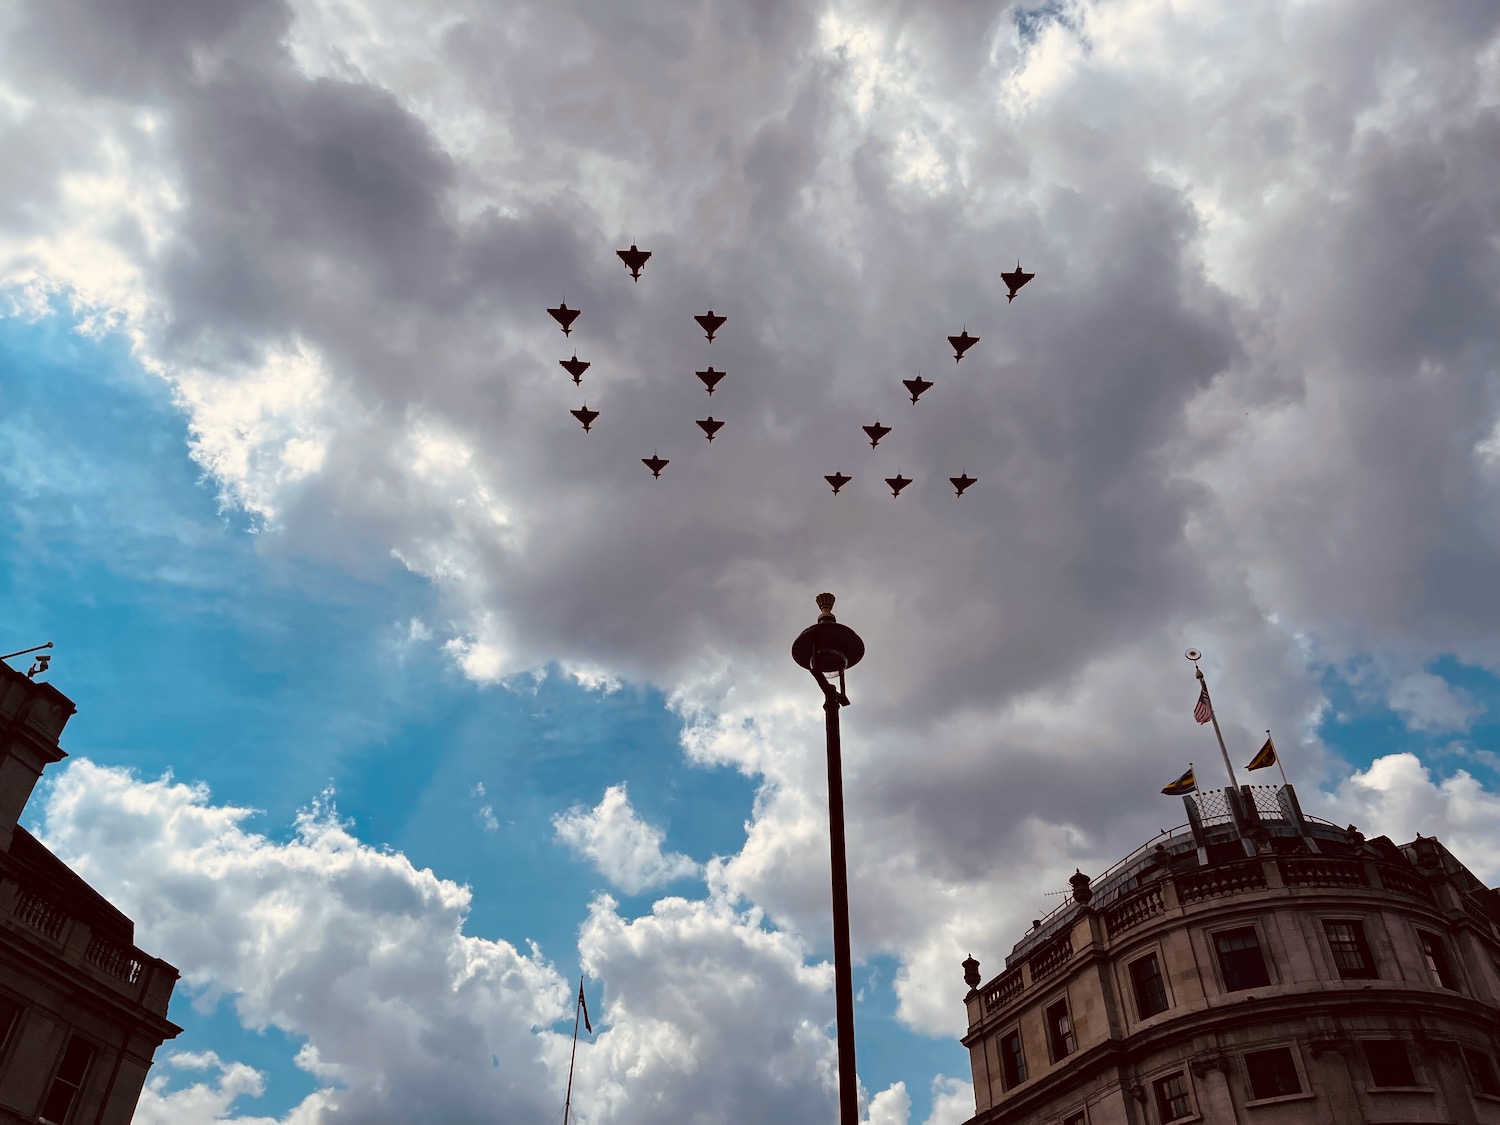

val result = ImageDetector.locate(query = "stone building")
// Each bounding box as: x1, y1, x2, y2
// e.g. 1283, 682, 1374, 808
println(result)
959, 782, 1500, 1124
0, 660, 181, 1125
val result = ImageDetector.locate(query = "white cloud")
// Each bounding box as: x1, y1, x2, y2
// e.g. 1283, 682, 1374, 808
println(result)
553, 784, 700, 894
1324, 753, 1500, 883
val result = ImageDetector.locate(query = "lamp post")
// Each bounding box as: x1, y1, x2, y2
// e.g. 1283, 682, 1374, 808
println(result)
791, 592, 865, 1125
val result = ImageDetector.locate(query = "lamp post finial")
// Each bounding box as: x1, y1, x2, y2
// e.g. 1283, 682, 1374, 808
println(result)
816, 593, 837, 622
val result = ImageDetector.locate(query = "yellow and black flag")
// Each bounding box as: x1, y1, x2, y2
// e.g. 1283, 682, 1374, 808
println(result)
1246, 735, 1277, 771
1161, 765, 1196, 796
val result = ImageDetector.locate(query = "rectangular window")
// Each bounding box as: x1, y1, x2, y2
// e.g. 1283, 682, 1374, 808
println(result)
1153, 1072, 1192, 1122
1062, 1112, 1086, 1125
1323, 920, 1378, 979
1363, 1040, 1417, 1087
39, 1037, 97, 1125
1046, 999, 1076, 1061
999, 1029, 1026, 1090
1130, 953, 1169, 1018
1244, 1047, 1302, 1099
1464, 1047, 1500, 1097
0, 994, 22, 1062
1418, 930, 1458, 989
1214, 926, 1271, 991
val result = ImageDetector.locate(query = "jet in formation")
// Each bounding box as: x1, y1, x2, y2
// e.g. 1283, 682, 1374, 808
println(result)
697, 416, 724, 442
697, 367, 726, 394
948, 328, 979, 362
642, 453, 669, 478
617, 244, 651, 281
549, 303, 580, 336
886, 473, 912, 497
825, 472, 852, 495
571, 405, 599, 433
695, 310, 727, 343
903, 374, 933, 404
863, 421, 891, 448
1001, 261, 1034, 303
950, 472, 977, 497
560, 354, 590, 385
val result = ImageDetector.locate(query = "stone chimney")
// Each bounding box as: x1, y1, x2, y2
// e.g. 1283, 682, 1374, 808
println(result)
0, 661, 75, 852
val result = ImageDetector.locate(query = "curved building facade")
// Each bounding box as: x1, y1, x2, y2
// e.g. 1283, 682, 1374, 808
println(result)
959, 783, 1500, 1125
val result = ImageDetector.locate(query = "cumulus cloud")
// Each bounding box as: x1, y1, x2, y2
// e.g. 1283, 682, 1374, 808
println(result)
553, 784, 700, 894
9, 0, 1500, 1116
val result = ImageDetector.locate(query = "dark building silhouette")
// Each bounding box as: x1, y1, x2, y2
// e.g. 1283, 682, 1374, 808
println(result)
1, 662, 181, 1125
959, 782, 1500, 1124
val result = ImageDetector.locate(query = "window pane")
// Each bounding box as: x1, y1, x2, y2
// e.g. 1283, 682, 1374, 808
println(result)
1130, 954, 1169, 1018
1322, 920, 1377, 979
1046, 1000, 1075, 1060
0, 995, 21, 1056
1418, 931, 1457, 990
1062, 1113, 1086, 1125
1215, 927, 1271, 991
1245, 1047, 1301, 1099
1154, 1072, 1192, 1121
1464, 1048, 1500, 1097
1000, 1030, 1026, 1089
1363, 1040, 1416, 1087
39, 1038, 96, 1125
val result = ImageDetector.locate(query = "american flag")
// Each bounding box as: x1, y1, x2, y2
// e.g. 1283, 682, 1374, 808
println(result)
1193, 684, 1213, 725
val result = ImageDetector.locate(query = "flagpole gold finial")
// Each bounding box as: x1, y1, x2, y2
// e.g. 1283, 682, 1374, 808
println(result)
816, 593, 837, 622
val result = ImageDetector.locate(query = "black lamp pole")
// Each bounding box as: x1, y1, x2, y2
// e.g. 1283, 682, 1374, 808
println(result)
791, 593, 865, 1125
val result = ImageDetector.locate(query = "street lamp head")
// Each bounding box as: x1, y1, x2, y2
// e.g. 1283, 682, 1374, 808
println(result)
791, 593, 865, 675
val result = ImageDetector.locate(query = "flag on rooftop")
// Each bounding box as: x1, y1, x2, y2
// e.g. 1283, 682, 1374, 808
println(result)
1162, 766, 1196, 796
1193, 684, 1213, 724
1246, 735, 1277, 771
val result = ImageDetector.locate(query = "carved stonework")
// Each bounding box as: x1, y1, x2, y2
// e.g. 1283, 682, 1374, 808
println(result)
1190, 1050, 1232, 1079
1308, 1035, 1354, 1061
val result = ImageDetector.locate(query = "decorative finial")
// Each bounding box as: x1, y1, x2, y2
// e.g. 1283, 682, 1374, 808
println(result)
1069, 869, 1093, 905
962, 954, 981, 991
816, 593, 836, 622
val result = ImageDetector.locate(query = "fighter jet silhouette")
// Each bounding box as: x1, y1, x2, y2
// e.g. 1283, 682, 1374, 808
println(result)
863, 421, 891, 448
571, 405, 599, 433
617, 244, 651, 281
1001, 261, 1034, 303
950, 472, 977, 497
549, 303, 580, 336
886, 473, 912, 497
695, 310, 726, 342
697, 367, 726, 394
825, 471, 852, 495
903, 374, 933, 403
642, 452, 669, 478
948, 328, 979, 362
560, 354, 590, 385
697, 416, 724, 442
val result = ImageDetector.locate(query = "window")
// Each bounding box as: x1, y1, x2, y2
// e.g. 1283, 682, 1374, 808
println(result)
999, 1029, 1026, 1090
1417, 930, 1458, 990
1130, 953, 1169, 1018
0, 994, 22, 1062
1062, 1112, 1087, 1125
1363, 1040, 1417, 1087
1244, 1047, 1301, 1099
1153, 1071, 1192, 1122
1464, 1047, 1500, 1097
39, 1037, 97, 1125
1323, 920, 1378, 979
1214, 926, 1271, 991
1046, 998, 1076, 1061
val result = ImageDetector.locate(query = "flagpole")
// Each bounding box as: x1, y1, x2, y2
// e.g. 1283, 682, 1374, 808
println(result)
1196, 665, 1240, 789
1268, 730, 1290, 788
562, 976, 582, 1125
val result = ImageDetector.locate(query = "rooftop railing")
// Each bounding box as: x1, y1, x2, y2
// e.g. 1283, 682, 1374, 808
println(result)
6, 879, 151, 998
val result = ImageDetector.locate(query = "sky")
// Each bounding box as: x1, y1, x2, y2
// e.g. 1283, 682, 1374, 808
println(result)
3, 0, 1500, 1122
